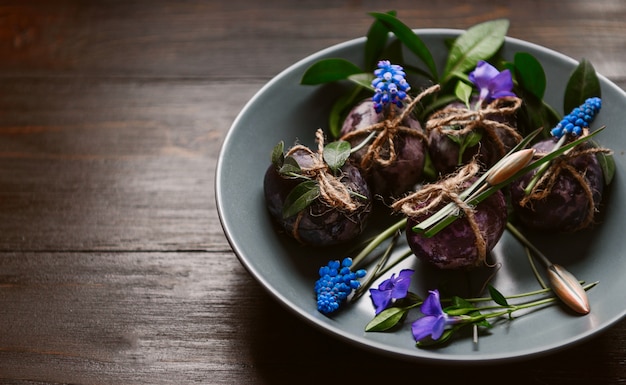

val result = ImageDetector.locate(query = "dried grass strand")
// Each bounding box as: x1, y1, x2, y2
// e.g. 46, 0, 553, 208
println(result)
392, 161, 487, 265
286, 129, 358, 213
340, 84, 440, 170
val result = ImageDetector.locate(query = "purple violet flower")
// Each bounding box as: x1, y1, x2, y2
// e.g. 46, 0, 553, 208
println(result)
369, 269, 414, 314
468, 60, 515, 106
411, 289, 461, 342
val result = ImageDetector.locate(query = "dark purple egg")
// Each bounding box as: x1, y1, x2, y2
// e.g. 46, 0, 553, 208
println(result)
427, 100, 520, 175
263, 148, 372, 246
509, 139, 605, 232
340, 99, 427, 199
405, 188, 507, 269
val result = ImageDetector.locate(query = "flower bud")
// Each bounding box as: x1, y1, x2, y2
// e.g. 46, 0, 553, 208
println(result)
486, 148, 535, 185
547, 264, 590, 314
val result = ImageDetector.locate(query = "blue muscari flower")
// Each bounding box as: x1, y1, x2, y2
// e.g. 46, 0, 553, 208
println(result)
411, 289, 463, 342
371, 60, 411, 113
315, 257, 367, 314
369, 269, 414, 314
469, 60, 516, 105
550, 97, 602, 138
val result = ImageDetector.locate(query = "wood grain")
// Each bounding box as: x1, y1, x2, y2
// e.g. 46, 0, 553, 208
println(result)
1, 251, 624, 384
0, 0, 623, 79
0, 78, 260, 251
0, 1, 624, 384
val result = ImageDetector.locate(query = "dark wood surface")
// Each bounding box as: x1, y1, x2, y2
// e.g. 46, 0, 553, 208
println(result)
0, 1, 624, 384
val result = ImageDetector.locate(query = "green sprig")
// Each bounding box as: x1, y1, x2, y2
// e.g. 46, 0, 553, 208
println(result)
366, 282, 598, 343
412, 126, 605, 237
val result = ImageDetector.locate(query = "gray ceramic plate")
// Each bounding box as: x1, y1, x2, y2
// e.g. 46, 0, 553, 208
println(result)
216, 30, 626, 363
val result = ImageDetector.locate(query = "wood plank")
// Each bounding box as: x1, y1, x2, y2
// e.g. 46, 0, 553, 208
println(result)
0, 2, 624, 383
0, 251, 624, 384
0, 75, 622, 254
0, 0, 623, 80
0, 78, 260, 251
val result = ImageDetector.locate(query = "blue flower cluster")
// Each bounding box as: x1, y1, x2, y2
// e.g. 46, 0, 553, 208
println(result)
551, 97, 602, 138
315, 258, 366, 314
371, 60, 411, 113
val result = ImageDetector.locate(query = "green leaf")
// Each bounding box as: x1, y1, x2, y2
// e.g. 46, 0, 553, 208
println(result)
474, 315, 492, 329
364, 10, 396, 70
405, 292, 423, 303
271, 141, 285, 166
564, 58, 601, 113
328, 85, 363, 139
451, 295, 473, 308
444, 296, 479, 316
513, 88, 559, 136
323, 140, 352, 172
590, 139, 615, 185
348, 73, 375, 90
448, 131, 483, 165
381, 38, 407, 71
488, 285, 510, 307
445, 307, 478, 316
513, 52, 546, 100
443, 19, 509, 84
444, 296, 478, 316
454, 80, 473, 108
278, 155, 301, 176
282, 181, 320, 218
463, 131, 483, 148
300, 58, 363, 85
416, 325, 460, 347
365, 307, 409, 332
369, 12, 438, 81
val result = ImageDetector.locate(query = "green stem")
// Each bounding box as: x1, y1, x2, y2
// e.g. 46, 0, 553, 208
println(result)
439, 281, 592, 308
455, 286, 557, 304
524, 134, 566, 195
412, 127, 604, 238
350, 131, 377, 154
526, 245, 548, 289
352, 217, 407, 268
505, 222, 551, 267
413, 127, 544, 235
479, 297, 558, 320
374, 248, 414, 279
352, 230, 401, 301
467, 281, 597, 322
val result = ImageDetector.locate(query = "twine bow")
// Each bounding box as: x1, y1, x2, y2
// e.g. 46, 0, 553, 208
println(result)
392, 161, 488, 266
520, 142, 612, 231
426, 96, 523, 158
286, 129, 359, 213
341, 84, 440, 170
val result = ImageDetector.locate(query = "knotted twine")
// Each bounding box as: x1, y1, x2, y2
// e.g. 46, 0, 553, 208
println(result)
426, 96, 523, 159
391, 161, 488, 266
285, 128, 359, 214
340, 84, 441, 170
520, 140, 612, 231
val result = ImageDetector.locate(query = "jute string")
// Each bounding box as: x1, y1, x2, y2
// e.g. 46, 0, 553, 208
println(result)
391, 161, 488, 265
426, 96, 523, 158
340, 84, 440, 170
286, 128, 359, 214
520, 142, 612, 231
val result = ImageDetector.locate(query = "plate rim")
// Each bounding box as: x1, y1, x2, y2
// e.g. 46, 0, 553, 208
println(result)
216, 28, 626, 364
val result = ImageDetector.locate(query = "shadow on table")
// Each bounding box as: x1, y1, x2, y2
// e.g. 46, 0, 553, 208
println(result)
240, 283, 620, 385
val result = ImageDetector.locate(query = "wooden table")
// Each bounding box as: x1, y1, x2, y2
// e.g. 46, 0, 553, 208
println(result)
0, 1, 624, 384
